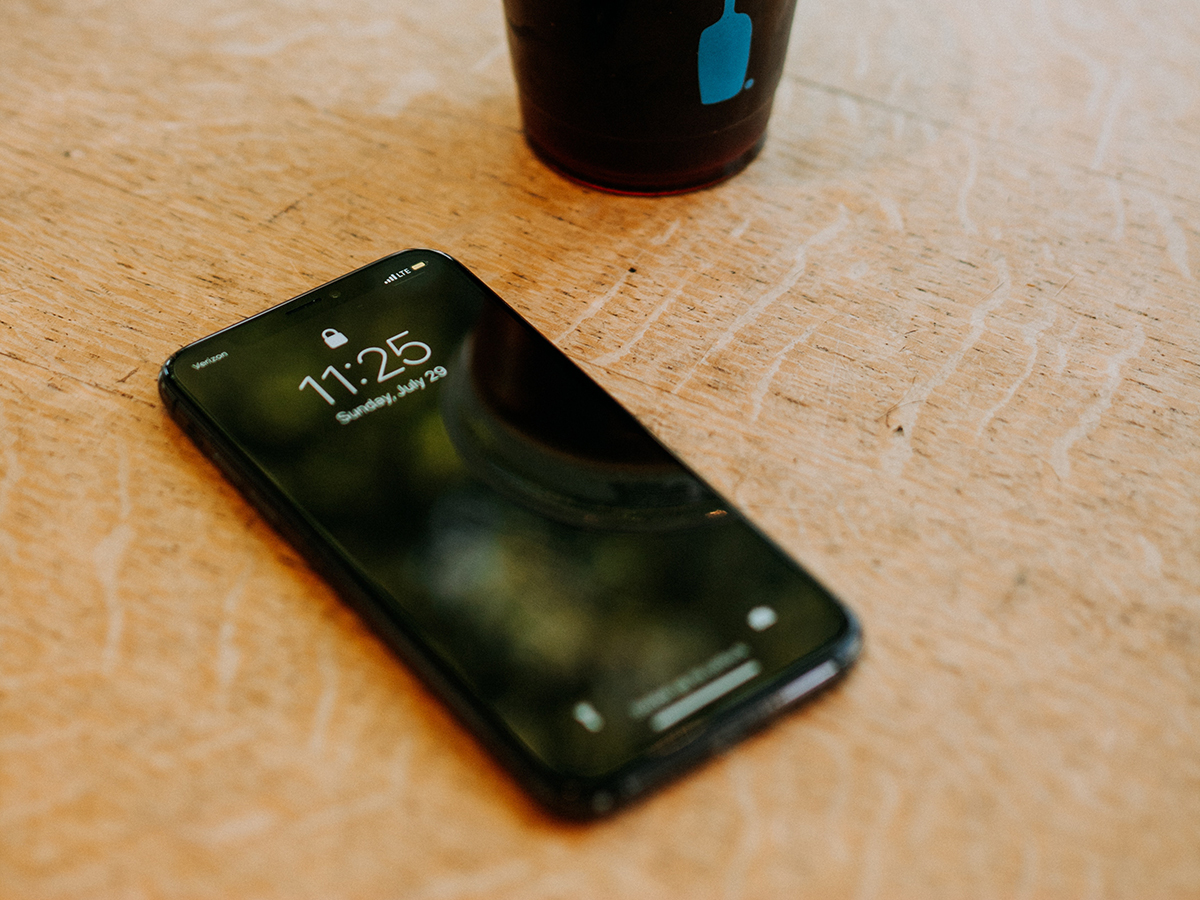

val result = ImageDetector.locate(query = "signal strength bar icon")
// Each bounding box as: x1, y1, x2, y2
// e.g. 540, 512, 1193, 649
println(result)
383, 261, 424, 285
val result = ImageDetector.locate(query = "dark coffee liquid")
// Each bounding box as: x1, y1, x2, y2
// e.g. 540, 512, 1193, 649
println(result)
504, 0, 799, 194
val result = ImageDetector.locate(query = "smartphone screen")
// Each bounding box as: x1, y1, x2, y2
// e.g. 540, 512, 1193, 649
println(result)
160, 250, 860, 816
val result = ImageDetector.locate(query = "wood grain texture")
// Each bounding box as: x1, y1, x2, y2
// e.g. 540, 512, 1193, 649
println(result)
1, 0, 1197, 896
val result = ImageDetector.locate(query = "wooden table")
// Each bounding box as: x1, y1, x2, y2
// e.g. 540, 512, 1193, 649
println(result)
3, 0, 1197, 895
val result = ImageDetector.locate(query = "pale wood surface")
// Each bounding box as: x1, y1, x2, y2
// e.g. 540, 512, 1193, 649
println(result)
2, 0, 1198, 896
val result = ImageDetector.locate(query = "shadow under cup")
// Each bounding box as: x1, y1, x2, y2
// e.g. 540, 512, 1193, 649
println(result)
503, 0, 800, 194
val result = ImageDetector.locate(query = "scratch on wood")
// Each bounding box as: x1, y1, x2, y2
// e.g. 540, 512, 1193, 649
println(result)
837, 94, 862, 126
1040, 2, 1110, 119
882, 264, 1011, 477
0, 405, 22, 563
592, 264, 692, 368
975, 297, 1060, 439
470, 41, 507, 73
853, 770, 901, 900
1136, 534, 1164, 579
289, 742, 416, 839
1083, 853, 1107, 900
0, 721, 89, 755
1015, 837, 1041, 900
374, 68, 440, 116
1148, 195, 1194, 281
188, 809, 278, 846
405, 860, 532, 900
554, 264, 635, 342
673, 205, 849, 393
93, 447, 132, 674
1092, 72, 1131, 170
748, 322, 819, 423
879, 196, 904, 232
652, 219, 681, 245
307, 642, 340, 756
1052, 320, 1082, 376
957, 135, 979, 235
219, 24, 325, 57
1049, 321, 1146, 481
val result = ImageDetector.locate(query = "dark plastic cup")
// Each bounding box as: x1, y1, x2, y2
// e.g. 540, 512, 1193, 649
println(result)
503, 0, 800, 194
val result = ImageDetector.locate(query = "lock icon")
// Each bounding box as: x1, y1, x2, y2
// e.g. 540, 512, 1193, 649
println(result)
322, 328, 348, 349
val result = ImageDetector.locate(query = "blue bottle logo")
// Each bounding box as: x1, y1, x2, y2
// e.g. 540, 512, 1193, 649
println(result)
698, 0, 753, 105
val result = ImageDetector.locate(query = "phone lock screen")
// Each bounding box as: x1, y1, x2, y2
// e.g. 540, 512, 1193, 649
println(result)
160, 250, 860, 817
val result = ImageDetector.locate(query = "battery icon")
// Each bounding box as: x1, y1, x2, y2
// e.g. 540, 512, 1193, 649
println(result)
412, 261, 426, 270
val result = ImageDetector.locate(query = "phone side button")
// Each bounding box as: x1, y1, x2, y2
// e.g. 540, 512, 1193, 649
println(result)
777, 660, 840, 707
